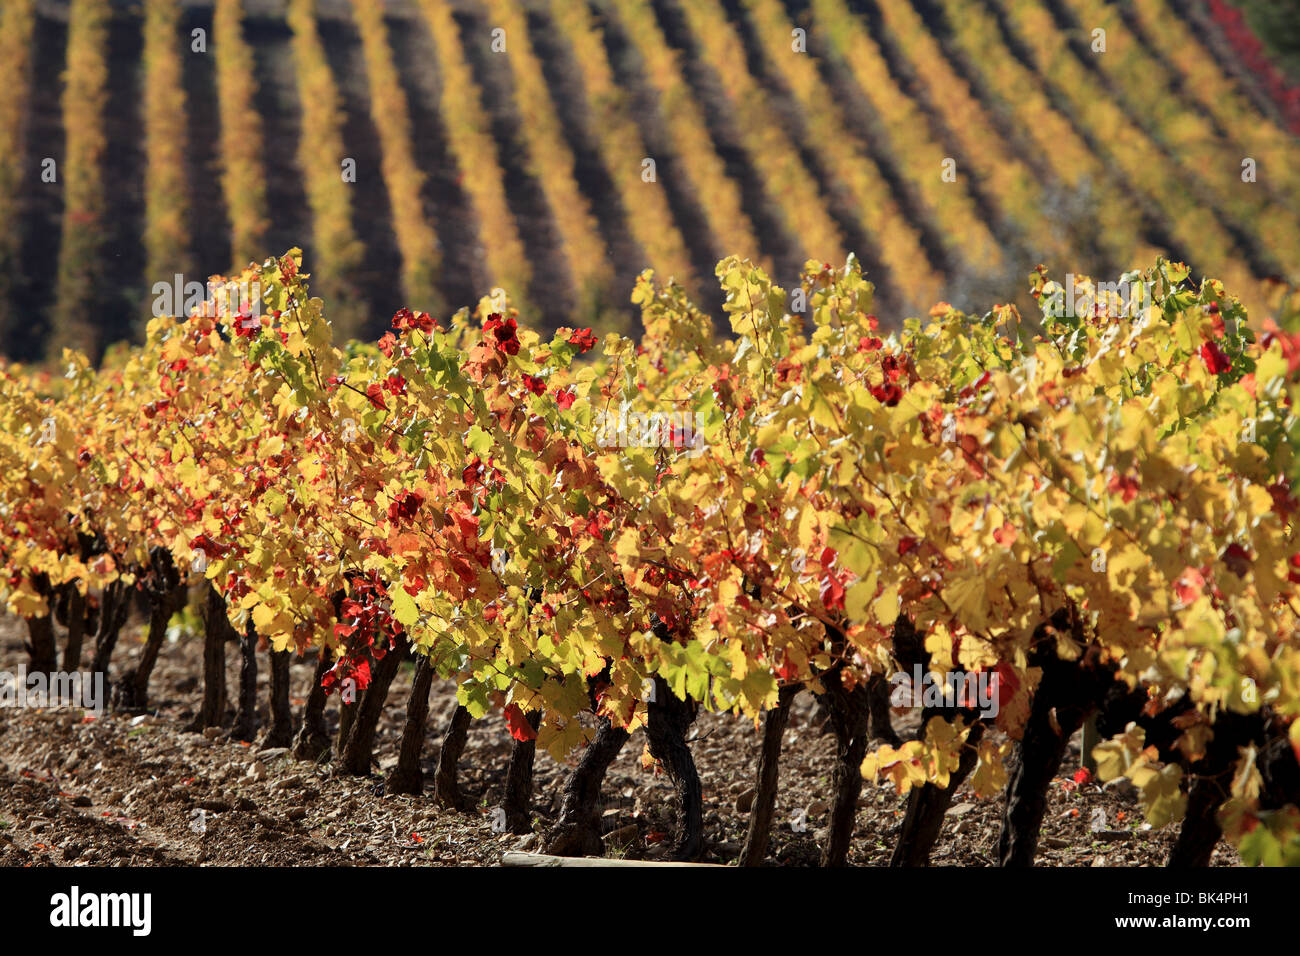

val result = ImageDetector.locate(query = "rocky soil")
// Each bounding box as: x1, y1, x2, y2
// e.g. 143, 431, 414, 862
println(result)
0, 611, 1240, 867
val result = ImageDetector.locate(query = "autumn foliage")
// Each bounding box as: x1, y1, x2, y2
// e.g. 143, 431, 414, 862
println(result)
2, 251, 1299, 864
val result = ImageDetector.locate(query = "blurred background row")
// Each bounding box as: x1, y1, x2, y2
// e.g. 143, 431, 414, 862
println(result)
0, 0, 1298, 362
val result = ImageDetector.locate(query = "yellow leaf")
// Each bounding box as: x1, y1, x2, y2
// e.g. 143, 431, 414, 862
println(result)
718, 575, 741, 606
861, 741, 927, 794
970, 739, 1011, 797
391, 588, 419, 627
615, 529, 640, 565
796, 505, 819, 552
873, 583, 900, 627
252, 604, 277, 632
845, 572, 877, 622
942, 574, 989, 632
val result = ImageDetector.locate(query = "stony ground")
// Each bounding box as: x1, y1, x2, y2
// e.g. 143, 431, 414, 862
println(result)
0, 609, 1240, 867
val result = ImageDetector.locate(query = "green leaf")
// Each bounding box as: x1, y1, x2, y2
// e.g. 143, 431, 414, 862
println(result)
456, 681, 491, 719
466, 425, 492, 456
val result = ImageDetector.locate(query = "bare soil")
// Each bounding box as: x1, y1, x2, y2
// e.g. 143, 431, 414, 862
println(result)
0, 611, 1240, 867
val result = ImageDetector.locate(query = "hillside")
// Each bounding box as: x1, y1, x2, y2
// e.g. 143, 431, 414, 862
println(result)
0, 0, 1298, 361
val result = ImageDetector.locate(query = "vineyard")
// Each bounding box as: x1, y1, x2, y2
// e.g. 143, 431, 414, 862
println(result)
1, 0, 1299, 877
0, 250, 1297, 869
0, 0, 1299, 360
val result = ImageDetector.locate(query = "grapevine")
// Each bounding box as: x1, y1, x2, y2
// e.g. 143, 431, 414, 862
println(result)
2, 250, 1297, 867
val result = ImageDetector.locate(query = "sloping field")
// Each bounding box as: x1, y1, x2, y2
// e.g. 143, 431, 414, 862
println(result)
0, 0, 1296, 358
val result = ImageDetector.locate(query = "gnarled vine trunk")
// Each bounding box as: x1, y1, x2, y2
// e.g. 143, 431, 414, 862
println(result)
1168, 773, 1228, 867
996, 611, 1113, 867
292, 651, 332, 761
817, 665, 871, 867
265, 648, 294, 748
867, 672, 901, 747
229, 617, 259, 742
1166, 710, 1273, 866
62, 585, 87, 672
336, 696, 359, 756
740, 684, 797, 866
23, 574, 58, 677
887, 613, 988, 867
645, 676, 703, 861
90, 579, 131, 687
191, 582, 233, 732
434, 703, 472, 809
386, 654, 435, 795
501, 709, 542, 834
544, 715, 630, 857
115, 548, 184, 713
339, 633, 408, 775
25, 613, 58, 680
113, 587, 177, 712
891, 723, 984, 867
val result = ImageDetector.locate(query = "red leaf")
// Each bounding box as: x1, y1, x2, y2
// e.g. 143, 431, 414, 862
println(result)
386, 490, 423, 524
819, 570, 846, 611
870, 382, 903, 406
504, 703, 537, 742
775, 654, 798, 681
1174, 567, 1205, 605
992, 661, 1020, 712
1107, 471, 1140, 503
1222, 543, 1252, 577
484, 314, 520, 355
1200, 341, 1231, 375
353, 658, 372, 690
568, 327, 598, 352
992, 522, 1018, 546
